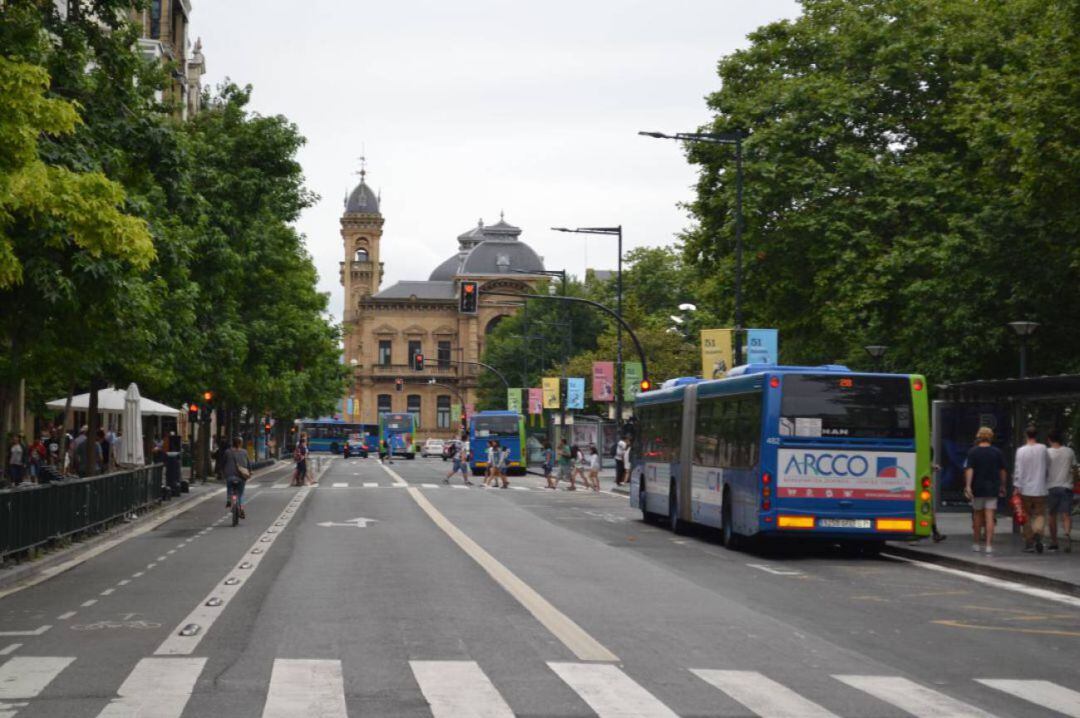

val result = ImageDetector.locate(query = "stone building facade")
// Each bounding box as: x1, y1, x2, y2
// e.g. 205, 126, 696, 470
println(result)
130, 0, 206, 120
340, 171, 545, 438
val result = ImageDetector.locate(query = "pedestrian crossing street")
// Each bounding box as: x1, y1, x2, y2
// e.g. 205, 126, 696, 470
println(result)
3, 654, 1079, 717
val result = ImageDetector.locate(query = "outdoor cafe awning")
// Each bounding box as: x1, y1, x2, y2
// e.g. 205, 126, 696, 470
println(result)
45, 388, 181, 418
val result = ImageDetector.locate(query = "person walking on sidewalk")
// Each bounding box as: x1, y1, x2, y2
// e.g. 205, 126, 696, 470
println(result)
614, 434, 628, 486
496, 442, 510, 488
1046, 430, 1076, 553
964, 426, 1007, 555
1014, 426, 1050, 554
587, 445, 601, 492
541, 440, 556, 489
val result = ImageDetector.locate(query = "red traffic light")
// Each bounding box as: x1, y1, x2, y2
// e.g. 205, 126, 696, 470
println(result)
203, 391, 213, 402
189, 403, 199, 412
639, 379, 652, 392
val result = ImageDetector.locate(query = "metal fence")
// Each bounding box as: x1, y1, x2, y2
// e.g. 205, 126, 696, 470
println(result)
0, 465, 164, 560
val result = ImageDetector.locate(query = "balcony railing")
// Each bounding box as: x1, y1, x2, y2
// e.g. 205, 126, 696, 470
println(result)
365, 363, 459, 377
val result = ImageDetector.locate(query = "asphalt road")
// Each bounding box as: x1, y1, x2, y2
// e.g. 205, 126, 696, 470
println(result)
1, 456, 1078, 717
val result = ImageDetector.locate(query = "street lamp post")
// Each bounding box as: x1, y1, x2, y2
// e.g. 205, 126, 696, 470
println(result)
639, 130, 746, 364
864, 344, 888, 371
512, 268, 570, 442
1008, 321, 1039, 379
552, 226, 624, 424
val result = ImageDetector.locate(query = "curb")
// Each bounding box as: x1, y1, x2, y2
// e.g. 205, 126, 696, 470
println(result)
882, 543, 1080, 598
0, 460, 288, 599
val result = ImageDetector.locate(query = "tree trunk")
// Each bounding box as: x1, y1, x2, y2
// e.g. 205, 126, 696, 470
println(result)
58, 381, 75, 472
85, 378, 103, 476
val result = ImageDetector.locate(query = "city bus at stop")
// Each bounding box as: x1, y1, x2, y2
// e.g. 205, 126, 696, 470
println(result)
629, 364, 932, 550
379, 412, 416, 459
468, 411, 527, 476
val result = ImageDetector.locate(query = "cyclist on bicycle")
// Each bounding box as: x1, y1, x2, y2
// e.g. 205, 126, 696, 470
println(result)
222, 436, 251, 519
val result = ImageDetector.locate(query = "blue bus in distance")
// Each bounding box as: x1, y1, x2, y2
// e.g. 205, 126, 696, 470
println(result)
468, 411, 526, 476
379, 412, 416, 459
629, 364, 931, 549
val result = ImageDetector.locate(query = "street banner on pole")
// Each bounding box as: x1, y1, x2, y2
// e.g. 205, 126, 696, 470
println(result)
623, 361, 643, 401
747, 328, 779, 364
451, 404, 461, 423
701, 328, 734, 379
507, 388, 523, 414
592, 361, 615, 401
542, 378, 560, 409
527, 388, 543, 414
567, 378, 585, 409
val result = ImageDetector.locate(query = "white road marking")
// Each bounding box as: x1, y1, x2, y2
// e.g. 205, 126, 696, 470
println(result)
548, 662, 676, 717
977, 679, 1080, 717
451, 485, 470, 489
155, 488, 313, 656
0, 627, 50, 637
81, 600, 97, 608
381, 463, 617, 662
96, 657, 206, 718
510, 486, 530, 491
273, 482, 289, 488
410, 661, 513, 717
332, 482, 348, 488
363, 482, 379, 488
156, 556, 167, 562
0, 656, 74, 711
99, 588, 114, 596
888, 554, 1080, 609
261, 659, 347, 718
117, 580, 130, 586
0, 645, 20, 657
834, 675, 996, 718
747, 563, 804, 576
131, 572, 144, 578
693, 669, 838, 717
421, 483, 439, 489
56, 612, 76, 620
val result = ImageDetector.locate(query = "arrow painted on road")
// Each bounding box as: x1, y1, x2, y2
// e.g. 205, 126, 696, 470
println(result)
316, 517, 378, 528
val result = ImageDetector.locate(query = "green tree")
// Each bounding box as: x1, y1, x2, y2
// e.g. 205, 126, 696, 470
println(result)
682, 0, 1080, 382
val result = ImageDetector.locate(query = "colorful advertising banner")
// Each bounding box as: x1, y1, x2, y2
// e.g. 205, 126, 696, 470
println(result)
451, 404, 462, 423
747, 328, 779, 365
542, 378, 560, 409
507, 388, 523, 414
623, 361, 643, 401
567, 377, 585, 409
592, 361, 615, 401
527, 388, 543, 415
701, 328, 734, 379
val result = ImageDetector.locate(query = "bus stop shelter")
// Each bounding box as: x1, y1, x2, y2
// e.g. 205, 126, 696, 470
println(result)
933, 374, 1080, 507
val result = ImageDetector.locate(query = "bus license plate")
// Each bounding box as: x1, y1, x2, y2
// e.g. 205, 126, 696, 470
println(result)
818, 519, 871, 529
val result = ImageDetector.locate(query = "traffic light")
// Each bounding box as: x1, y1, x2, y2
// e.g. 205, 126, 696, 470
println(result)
395, 377, 404, 392
639, 379, 652, 393
203, 391, 213, 403
188, 403, 199, 423
459, 281, 478, 314
412, 353, 424, 371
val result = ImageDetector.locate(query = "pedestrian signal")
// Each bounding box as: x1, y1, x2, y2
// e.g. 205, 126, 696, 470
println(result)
459, 281, 478, 314
413, 353, 425, 371
395, 377, 404, 392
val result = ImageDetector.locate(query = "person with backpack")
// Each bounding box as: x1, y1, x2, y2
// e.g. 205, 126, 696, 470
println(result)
444, 442, 473, 486
223, 436, 252, 519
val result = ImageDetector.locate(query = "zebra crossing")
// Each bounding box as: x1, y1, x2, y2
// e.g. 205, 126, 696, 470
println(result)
3, 653, 1078, 717
269, 480, 542, 491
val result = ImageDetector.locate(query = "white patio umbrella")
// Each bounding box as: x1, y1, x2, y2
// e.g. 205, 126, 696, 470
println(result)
117, 383, 145, 467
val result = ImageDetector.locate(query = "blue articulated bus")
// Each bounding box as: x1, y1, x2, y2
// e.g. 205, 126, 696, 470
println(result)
297, 418, 370, 454
629, 364, 932, 549
468, 411, 527, 476
379, 412, 416, 459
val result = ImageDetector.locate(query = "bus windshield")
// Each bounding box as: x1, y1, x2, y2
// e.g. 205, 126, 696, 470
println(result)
779, 375, 913, 439
473, 416, 519, 437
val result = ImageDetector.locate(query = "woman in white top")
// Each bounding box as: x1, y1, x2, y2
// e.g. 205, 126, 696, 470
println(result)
587, 446, 601, 492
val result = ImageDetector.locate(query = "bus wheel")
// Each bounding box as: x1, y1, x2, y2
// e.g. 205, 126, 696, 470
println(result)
721, 491, 739, 549
407, 453, 415, 460
668, 480, 684, 535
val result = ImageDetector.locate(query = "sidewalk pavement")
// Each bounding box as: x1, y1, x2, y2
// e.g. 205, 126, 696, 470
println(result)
886, 510, 1080, 594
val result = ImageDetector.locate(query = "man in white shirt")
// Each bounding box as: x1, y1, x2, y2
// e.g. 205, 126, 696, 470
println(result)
614, 436, 628, 486
1046, 430, 1076, 553
1014, 426, 1049, 553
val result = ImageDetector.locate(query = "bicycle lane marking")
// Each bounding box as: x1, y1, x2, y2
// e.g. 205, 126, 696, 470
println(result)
379, 463, 618, 662
153, 487, 313, 655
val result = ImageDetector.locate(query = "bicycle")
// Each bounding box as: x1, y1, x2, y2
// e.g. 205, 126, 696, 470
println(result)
227, 477, 244, 526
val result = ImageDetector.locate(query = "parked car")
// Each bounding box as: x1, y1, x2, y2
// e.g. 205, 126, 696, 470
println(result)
421, 438, 445, 458
442, 440, 462, 461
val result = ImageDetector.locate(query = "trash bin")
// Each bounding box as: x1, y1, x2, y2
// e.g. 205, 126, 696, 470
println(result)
165, 451, 182, 498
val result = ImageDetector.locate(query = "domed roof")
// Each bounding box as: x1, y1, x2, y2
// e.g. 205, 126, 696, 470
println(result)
344, 181, 380, 215
460, 237, 544, 275
428, 253, 464, 281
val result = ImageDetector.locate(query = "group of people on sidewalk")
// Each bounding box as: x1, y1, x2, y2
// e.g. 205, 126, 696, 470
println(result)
964, 425, 1077, 555
6, 426, 133, 485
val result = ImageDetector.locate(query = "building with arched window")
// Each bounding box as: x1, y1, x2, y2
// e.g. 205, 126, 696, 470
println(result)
340, 168, 546, 437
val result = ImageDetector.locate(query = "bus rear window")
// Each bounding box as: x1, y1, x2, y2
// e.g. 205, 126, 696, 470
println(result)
779, 375, 913, 439
474, 416, 519, 437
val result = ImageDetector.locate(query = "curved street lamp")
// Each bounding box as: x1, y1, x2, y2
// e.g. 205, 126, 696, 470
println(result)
864, 344, 888, 371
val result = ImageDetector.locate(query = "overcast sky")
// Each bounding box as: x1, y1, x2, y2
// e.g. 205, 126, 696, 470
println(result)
195, 0, 801, 320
